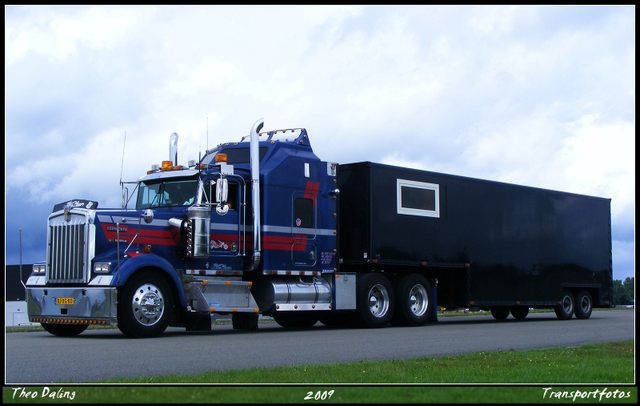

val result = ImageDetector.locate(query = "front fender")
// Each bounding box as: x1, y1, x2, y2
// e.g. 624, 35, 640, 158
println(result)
113, 254, 187, 307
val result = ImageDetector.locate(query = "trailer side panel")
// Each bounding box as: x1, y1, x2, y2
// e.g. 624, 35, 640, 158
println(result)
337, 162, 612, 308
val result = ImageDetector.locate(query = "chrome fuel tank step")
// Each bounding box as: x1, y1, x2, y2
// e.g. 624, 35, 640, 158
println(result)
251, 275, 332, 312
185, 276, 259, 313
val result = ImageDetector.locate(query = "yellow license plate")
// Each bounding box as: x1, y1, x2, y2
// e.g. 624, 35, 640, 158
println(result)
55, 297, 74, 305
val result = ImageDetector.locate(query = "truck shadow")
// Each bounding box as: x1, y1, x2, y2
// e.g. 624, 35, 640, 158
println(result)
57, 313, 577, 339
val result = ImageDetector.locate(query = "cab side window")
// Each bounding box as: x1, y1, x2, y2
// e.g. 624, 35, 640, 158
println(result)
294, 197, 314, 228
207, 180, 238, 210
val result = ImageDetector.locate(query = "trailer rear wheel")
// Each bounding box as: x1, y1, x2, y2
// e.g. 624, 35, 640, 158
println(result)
555, 290, 575, 320
574, 290, 593, 319
391, 274, 432, 326
510, 306, 529, 320
355, 273, 394, 328
41, 323, 88, 337
118, 271, 173, 338
490, 307, 510, 320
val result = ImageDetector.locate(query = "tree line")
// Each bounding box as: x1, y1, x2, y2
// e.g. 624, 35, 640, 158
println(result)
613, 277, 634, 306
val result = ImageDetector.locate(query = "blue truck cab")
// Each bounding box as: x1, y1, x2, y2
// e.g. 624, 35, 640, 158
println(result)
26, 121, 345, 337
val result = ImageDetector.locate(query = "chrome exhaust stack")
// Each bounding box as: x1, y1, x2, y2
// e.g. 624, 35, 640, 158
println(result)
169, 132, 179, 166
248, 118, 264, 271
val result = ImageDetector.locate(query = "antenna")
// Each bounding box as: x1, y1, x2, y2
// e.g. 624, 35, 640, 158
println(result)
120, 132, 128, 208
19, 228, 25, 291
119, 132, 127, 186
207, 116, 209, 153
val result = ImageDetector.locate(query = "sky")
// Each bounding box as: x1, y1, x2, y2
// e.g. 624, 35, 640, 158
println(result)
4, 5, 635, 281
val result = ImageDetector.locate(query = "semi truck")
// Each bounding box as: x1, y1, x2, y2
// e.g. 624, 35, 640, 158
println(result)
25, 119, 613, 337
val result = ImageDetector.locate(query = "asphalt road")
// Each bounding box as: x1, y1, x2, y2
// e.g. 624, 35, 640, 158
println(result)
5, 309, 634, 384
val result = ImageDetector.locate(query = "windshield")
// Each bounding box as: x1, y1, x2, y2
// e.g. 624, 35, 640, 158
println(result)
136, 178, 198, 209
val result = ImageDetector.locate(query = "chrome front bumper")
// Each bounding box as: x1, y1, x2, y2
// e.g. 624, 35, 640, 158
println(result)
26, 286, 118, 325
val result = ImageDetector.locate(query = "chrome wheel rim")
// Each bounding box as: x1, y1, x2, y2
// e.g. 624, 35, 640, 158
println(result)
580, 296, 591, 313
562, 295, 573, 314
368, 284, 390, 318
408, 284, 429, 317
132, 283, 165, 326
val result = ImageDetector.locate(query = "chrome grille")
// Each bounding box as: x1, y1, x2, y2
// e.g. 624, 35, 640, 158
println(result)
47, 212, 92, 284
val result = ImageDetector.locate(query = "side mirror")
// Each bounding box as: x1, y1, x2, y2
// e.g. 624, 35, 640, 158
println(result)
142, 209, 154, 224
215, 177, 229, 215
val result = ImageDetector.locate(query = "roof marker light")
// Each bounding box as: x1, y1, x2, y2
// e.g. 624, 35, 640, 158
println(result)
161, 161, 173, 171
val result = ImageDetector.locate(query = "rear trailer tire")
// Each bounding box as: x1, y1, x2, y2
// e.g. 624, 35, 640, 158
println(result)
118, 271, 173, 338
355, 273, 394, 328
510, 306, 529, 320
391, 274, 432, 326
574, 290, 593, 319
555, 290, 575, 320
41, 323, 88, 337
490, 307, 510, 320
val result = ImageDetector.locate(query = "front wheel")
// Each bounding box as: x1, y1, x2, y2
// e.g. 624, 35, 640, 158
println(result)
555, 290, 575, 320
118, 271, 173, 338
355, 273, 394, 328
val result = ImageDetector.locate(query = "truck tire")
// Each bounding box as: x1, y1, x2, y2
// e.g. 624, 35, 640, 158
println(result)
574, 290, 593, 319
117, 271, 173, 338
555, 290, 575, 320
272, 312, 318, 328
41, 323, 88, 337
490, 307, 510, 320
355, 273, 394, 328
510, 306, 529, 320
391, 274, 432, 326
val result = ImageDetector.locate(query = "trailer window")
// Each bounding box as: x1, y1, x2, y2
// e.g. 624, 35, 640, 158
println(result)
397, 179, 440, 218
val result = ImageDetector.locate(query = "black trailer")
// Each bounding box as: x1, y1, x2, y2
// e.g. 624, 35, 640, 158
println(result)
337, 162, 612, 322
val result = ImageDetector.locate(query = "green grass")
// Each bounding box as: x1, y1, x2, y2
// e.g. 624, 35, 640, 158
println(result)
3, 341, 635, 404
109, 340, 634, 384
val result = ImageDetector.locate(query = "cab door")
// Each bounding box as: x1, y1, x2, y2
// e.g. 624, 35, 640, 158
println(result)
208, 177, 245, 260
291, 183, 318, 267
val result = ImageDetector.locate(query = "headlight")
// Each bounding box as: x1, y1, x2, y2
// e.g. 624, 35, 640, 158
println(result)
32, 264, 46, 274
93, 262, 112, 274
